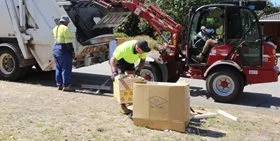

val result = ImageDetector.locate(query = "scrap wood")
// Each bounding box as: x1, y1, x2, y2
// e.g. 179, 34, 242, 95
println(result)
190, 113, 218, 120
189, 108, 238, 121
190, 107, 195, 113
217, 109, 238, 121
190, 107, 206, 114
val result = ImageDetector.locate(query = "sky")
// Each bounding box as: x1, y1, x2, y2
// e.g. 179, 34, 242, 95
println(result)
270, 0, 280, 6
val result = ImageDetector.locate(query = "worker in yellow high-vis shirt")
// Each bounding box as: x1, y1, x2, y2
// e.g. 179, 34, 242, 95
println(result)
52, 15, 75, 92
109, 40, 151, 114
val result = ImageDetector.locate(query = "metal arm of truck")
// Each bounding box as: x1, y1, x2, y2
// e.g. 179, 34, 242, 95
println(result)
92, 0, 182, 54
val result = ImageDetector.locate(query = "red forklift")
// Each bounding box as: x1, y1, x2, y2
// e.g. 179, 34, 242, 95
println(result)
89, 0, 279, 102
185, 4, 279, 102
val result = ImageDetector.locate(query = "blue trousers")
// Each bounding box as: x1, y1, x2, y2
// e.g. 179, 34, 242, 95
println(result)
53, 44, 72, 87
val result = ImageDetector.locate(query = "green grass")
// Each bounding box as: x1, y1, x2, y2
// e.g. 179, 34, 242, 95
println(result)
41, 126, 63, 140
35, 119, 46, 128
96, 127, 105, 133
0, 131, 16, 141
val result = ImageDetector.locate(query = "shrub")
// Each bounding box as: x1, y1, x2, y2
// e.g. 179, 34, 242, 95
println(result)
116, 35, 162, 51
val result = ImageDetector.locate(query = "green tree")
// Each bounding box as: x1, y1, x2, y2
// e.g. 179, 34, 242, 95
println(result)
150, 0, 214, 27
259, 2, 280, 17
115, 14, 140, 36
116, 0, 215, 41
148, 0, 215, 44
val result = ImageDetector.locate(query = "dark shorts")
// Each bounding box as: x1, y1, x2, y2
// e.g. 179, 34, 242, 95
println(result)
117, 58, 135, 73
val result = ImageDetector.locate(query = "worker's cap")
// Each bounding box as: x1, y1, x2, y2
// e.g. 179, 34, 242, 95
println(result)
136, 40, 151, 52
59, 15, 70, 23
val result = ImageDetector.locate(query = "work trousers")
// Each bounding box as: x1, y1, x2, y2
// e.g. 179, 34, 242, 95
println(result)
53, 44, 73, 87
116, 58, 135, 74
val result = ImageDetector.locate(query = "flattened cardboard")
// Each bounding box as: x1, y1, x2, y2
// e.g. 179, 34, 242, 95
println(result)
113, 75, 145, 104
133, 82, 190, 132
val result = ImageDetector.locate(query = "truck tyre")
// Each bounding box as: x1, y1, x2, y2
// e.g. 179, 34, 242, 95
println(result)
140, 63, 162, 82
0, 48, 22, 80
206, 69, 244, 102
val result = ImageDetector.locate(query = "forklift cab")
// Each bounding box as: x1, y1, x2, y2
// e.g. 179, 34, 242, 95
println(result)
187, 5, 262, 67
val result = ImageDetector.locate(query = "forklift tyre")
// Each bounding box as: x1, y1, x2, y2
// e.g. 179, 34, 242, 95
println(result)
206, 69, 244, 103
140, 63, 162, 82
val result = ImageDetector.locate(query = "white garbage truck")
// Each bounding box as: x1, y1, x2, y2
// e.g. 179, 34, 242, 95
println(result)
0, 0, 129, 80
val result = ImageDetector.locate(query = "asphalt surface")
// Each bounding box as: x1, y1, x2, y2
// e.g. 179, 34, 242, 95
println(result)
15, 59, 280, 112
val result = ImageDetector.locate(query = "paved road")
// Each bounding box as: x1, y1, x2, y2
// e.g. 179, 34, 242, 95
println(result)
74, 61, 280, 110
16, 60, 280, 112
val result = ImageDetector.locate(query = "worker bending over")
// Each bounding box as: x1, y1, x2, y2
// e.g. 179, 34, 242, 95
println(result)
109, 40, 151, 114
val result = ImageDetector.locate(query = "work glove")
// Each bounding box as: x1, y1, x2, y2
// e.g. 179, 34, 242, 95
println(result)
111, 71, 118, 81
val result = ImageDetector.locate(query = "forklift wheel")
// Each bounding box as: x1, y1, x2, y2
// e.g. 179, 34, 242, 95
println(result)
140, 63, 162, 82
206, 69, 244, 103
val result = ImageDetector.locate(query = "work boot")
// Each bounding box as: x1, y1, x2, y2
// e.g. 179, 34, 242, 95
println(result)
57, 86, 63, 90
62, 85, 75, 92
191, 53, 204, 63
120, 104, 132, 115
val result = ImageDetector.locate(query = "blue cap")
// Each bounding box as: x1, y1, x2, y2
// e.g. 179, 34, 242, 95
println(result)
59, 15, 70, 23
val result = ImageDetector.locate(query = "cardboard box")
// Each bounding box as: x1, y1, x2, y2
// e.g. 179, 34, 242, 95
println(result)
113, 75, 145, 104
133, 82, 190, 132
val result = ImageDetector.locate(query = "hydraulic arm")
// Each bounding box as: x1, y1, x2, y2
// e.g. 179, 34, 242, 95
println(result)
93, 0, 182, 52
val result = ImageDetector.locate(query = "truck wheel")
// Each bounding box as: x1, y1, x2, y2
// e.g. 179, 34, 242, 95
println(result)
0, 49, 22, 80
206, 70, 244, 102
140, 63, 162, 82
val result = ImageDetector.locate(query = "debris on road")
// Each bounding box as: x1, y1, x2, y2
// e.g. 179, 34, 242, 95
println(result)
218, 109, 238, 121
190, 112, 219, 120
190, 108, 238, 121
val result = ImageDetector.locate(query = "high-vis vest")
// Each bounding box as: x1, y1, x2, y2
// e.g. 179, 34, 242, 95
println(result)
113, 40, 147, 64
53, 24, 73, 44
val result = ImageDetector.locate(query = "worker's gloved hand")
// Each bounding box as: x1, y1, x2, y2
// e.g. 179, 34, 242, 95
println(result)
134, 70, 141, 76
111, 71, 118, 81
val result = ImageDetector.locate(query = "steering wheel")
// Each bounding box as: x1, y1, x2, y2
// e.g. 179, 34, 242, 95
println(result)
194, 38, 206, 50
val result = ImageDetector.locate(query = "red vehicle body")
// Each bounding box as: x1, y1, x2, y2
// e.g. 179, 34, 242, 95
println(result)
96, 0, 279, 102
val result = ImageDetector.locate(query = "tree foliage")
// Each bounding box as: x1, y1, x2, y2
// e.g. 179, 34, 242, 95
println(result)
116, 0, 215, 38
258, 1, 280, 17
150, 0, 215, 28
115, 0, 280, 41
114, 14, 141, 36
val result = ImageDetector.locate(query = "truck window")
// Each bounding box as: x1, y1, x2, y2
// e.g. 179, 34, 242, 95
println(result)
238, 9, 262, 67
240, 9, 260, 40
226, 7, 242, 40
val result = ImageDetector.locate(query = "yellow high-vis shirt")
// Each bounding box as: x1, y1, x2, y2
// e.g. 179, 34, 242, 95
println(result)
113, 40, 147, 64
216, 25, 223, 38
53, 24, 73, 44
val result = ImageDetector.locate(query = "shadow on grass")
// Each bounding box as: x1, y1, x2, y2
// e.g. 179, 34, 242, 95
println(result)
189, 86, 280, 109
4, 69, 280, 108
15, 68, 114, 95
187, 120, 226, 138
